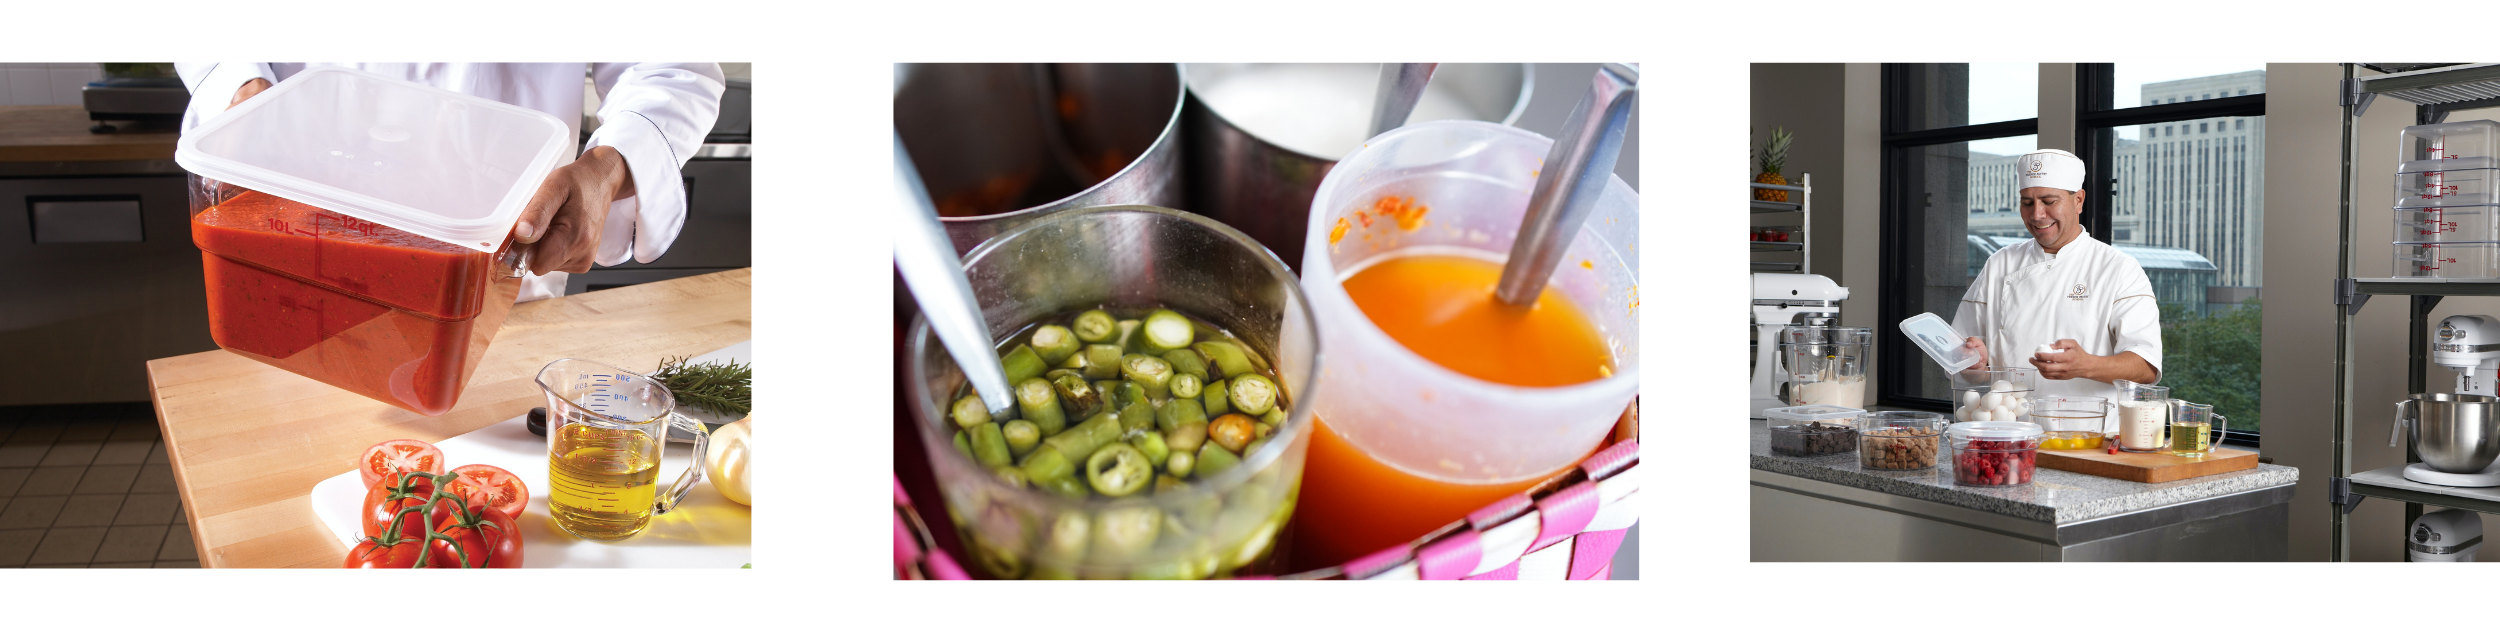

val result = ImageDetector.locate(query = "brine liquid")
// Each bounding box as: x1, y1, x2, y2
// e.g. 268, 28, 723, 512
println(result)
548, 424, 662, 540
2169, 422, 2213, 456
1340, 251, 1615, 387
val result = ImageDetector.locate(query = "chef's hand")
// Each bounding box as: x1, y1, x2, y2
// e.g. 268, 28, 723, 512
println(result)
1964, 337, 1990, 369
2029, 339, 2091, 380
228, 78, 271, 109
512, 146, 637, 275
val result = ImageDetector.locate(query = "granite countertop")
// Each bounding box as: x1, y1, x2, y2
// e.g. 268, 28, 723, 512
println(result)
1750, 420, 2299, 525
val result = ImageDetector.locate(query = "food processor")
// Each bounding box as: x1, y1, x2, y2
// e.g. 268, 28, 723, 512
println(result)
2393, 315, 2500, 486
1752, 273, 1848, 416
2409, 508, 2483, 562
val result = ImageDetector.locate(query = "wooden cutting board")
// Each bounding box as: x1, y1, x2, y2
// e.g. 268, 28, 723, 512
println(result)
2035, 446, 2259, 483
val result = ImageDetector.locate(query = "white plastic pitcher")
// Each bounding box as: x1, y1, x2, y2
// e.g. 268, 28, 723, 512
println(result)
1294, 120, 1640, 485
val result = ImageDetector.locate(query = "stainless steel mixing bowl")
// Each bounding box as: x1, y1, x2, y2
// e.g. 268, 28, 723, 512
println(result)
895, 63, 1186, 253
2397, 393, 2500, 473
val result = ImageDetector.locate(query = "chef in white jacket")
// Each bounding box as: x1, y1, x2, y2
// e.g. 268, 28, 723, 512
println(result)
174, 63, 726, 302
1951, 148, 2164, 402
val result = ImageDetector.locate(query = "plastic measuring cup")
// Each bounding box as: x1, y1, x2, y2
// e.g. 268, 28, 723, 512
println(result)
535, 359, 712, 541
177, 66, 572, 415
1291, 120, 1637, 564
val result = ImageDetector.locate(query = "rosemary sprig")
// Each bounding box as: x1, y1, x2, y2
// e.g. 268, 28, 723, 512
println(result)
653, 355, 752, 416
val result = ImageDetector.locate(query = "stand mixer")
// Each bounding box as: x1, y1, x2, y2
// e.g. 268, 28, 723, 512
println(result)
2402, 314, 2500, 486
1752, 273, 1849, 416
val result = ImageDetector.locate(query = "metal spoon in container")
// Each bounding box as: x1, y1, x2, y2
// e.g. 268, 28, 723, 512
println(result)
1496, 63, 1639, 306
894, 133, 1016, 418
1369, 63, 1439, 138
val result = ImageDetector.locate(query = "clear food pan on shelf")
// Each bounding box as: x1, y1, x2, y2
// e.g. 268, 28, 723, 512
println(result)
2394, 242, 2500, 280
2400, 120, 2500, 173
2395, 206, 2500, 244
2396, 169, 2500, 209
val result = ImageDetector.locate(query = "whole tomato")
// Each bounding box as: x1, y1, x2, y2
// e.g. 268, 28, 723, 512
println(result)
343, 535, 425, 568
430, 505, 524, 568
361, 472, 447, 540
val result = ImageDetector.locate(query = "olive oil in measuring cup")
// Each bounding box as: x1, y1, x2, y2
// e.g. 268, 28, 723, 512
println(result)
2167, 422, 2210, 454
534, 358, 716, 542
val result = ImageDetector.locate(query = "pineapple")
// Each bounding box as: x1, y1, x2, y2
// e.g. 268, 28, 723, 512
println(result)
1754, 127, 1792, 202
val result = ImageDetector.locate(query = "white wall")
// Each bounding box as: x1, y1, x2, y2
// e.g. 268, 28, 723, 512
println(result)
0, 63, 100, 106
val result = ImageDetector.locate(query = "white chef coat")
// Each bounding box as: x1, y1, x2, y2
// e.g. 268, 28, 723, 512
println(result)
1950, 230, 2166, 403
174, 63, 726, 301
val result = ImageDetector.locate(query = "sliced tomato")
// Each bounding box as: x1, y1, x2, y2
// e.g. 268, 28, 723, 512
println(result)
445, 464, 529, 519
358, 439, 446, 489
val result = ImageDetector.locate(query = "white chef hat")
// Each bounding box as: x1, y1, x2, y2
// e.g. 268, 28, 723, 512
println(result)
2016, 149, 2085, 192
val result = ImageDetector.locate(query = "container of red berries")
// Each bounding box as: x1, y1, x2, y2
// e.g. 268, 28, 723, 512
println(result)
1946, 420, 2044, 487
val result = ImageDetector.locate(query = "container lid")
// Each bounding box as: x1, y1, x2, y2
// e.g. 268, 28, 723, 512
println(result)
1898, 312, 1982, 375
1764, 404, 1865, 426
175, 66, 573, 253
1947, 420, 2044, 442
1859, 411, 1946, 430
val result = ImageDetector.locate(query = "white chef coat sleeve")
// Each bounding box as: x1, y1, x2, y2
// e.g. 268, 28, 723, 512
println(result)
2108, 269, 2166, 383
1950, 262, 1991, 343
176, 62, 277, 132
581, 63, 727, 266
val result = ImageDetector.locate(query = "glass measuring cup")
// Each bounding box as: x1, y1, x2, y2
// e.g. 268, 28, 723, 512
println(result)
535, 359, 711, 541
2115, 383, 2171, 453
1292, 120, 1638, 566
2168, 401, 2228, 458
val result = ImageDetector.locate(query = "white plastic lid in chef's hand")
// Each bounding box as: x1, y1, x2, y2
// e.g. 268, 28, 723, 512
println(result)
174, 66, 574, 253
1899, 312, 1983, 375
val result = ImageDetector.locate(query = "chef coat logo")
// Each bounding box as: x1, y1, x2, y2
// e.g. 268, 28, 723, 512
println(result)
2068, 283, 2089, 301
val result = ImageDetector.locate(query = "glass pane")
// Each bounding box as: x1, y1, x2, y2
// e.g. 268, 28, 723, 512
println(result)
1898, 135, 2039, 402
1893, 63, 2039, 132
2112, 64, 2266, 141
2104, 115, 2265, 432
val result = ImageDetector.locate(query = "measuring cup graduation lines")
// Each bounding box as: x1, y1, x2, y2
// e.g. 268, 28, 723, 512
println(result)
535, 359, 713, 541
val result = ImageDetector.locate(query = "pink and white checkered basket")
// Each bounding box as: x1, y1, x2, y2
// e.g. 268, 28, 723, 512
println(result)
895, 438, 1638, 580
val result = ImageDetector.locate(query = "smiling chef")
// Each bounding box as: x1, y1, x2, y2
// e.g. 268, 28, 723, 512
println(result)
1952, 148, 2163, 401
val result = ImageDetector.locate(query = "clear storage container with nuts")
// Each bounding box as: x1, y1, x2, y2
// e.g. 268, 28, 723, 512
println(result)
1857, 411, 1945, 470
1947, 420, 2045, 487
1764, 405, 1864, 457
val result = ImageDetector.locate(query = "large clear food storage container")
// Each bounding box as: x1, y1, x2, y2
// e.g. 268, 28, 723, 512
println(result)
175, 67, 572, 415
2401, 120, 2500, 173
2394, 242, 2500, 280
1781, 326, 1868, 409
2396, 207, 2500, 243
1950, 366, 2037, 423
2397, 169, 2500, 209
1947, 420, 2044, 487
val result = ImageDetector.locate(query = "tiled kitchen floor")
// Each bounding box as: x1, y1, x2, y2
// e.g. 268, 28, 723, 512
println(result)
0, 402, 199, 568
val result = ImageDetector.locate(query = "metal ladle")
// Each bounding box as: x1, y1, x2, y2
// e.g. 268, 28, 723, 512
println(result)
894, 133, 1015, 416
1496, 63, 1639, 306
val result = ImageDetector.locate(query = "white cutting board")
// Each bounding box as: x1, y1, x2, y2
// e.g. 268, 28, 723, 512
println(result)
309, 342, 752, 568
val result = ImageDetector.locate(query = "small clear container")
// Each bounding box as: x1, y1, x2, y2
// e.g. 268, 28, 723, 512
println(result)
1858, 411, 1946, 470
2395, 242, 2500, 279
1947, 421, 2045, 487
1781, 326, 1869, 409
2029, 395, 2110, 451
2396, 207, 2500, 243
2396, 169, 2500, 209
2400, 120, 2500, 174
1950, 366, 2037, 423
1766, 405, 1864, 457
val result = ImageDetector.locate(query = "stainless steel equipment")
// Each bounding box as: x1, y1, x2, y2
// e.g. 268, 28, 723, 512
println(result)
1752, 273, 1849, 416
2437, 314, 2500, 395
2394, 393, 2500, 486
1178, 63, 1530, 272
2409, 507, 2483, 562
894, 63, 1186, 254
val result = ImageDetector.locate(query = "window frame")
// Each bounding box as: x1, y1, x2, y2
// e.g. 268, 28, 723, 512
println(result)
1876, 64, 2267, 446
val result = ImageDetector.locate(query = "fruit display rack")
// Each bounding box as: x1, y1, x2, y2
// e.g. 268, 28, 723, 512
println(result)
1750, 173, 1809, 274
2330, 63, 2500, 561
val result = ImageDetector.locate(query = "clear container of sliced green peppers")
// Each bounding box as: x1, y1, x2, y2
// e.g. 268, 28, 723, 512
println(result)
906, 205, 1318, 580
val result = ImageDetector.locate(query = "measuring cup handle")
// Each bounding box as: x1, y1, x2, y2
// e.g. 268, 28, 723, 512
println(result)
2211, 414, 2228, 453
653, 412, 711, 515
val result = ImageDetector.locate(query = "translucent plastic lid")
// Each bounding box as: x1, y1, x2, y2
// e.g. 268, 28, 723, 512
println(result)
1899, 312, 1983, 375
1765, 404, 1865, 427
175, 66, 573, 253
1947, 420, 2045, 443
2400, 120, 2500, 174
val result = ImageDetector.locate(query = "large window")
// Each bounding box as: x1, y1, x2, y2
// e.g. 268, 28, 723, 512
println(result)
1880, 64, 2266, 443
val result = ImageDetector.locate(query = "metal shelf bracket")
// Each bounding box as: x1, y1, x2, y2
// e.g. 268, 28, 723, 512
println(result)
2343, 78, 2378, 118
2331, 476, 2366, 515
2337, 278, 2371, 316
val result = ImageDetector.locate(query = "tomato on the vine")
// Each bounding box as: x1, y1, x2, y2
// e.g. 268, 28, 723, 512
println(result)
343, 535, 425, 568
358, 439, 445, 489
430, 505, 523, 568
444, 464, 529, 520
360, 472, 446, 540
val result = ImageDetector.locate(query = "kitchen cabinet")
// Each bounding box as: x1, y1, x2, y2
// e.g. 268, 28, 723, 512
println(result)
0, 170, 212, 405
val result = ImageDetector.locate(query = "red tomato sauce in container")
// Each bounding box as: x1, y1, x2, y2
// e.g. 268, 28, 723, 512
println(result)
193, 191, 521, 415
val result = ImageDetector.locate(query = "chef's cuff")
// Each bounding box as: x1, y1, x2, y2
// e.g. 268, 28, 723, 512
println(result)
184, 63, 277, 128
585, 117, 689, 266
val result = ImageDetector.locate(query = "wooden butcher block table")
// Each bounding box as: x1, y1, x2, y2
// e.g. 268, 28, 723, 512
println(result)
145, 268, 751, 568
